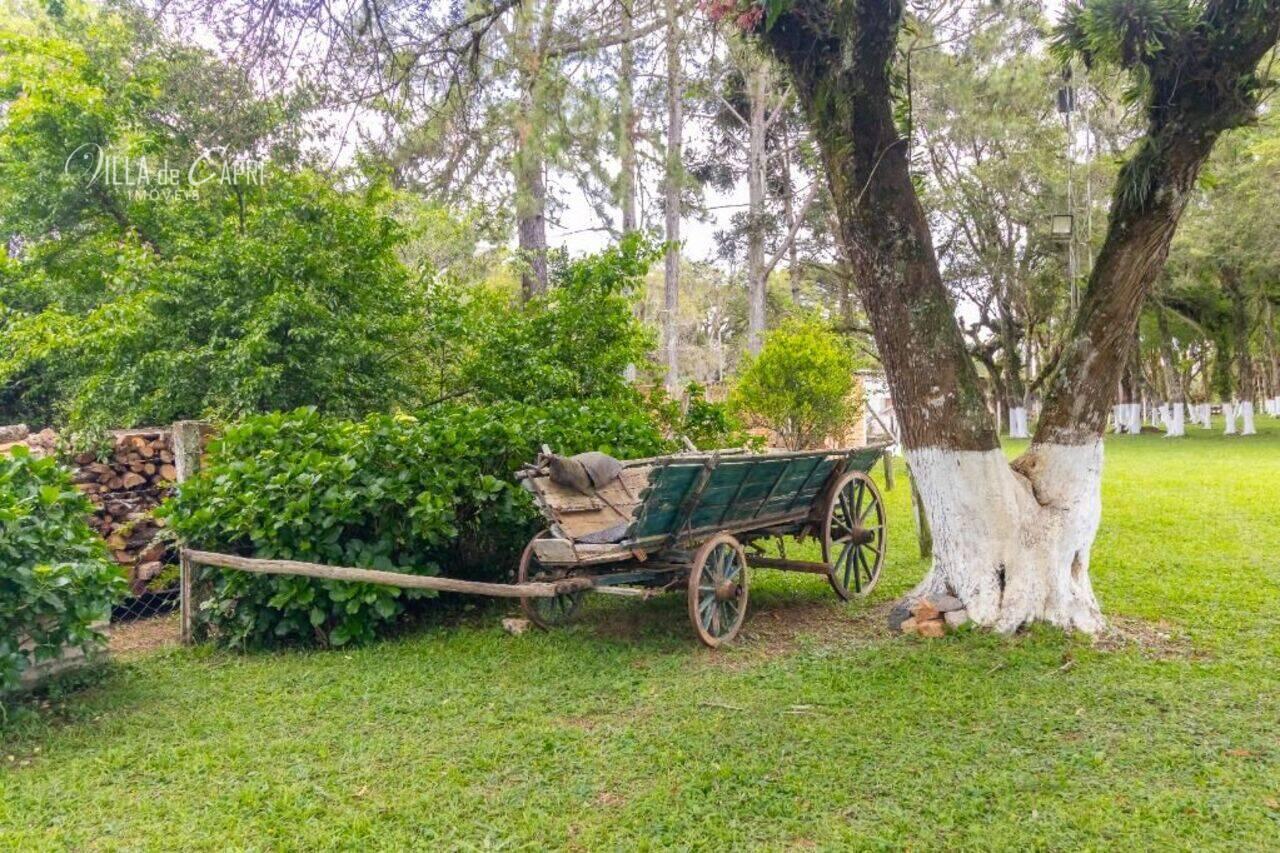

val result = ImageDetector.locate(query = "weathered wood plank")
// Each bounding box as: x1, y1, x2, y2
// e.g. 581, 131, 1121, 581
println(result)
183, 549, 590, 598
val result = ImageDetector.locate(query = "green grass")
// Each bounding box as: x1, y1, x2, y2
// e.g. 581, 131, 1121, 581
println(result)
4, 421, 1279, 850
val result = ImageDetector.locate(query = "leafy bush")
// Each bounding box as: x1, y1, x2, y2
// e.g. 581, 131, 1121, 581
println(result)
647, 382, 757, 450
162, 402, 669, 648
730, 318, 864, 449
0, 447, 125, 691
459, 234, 660, 405
1, 174, 426, 433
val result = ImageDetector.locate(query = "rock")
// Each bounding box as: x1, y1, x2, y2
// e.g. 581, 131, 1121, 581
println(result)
931, 594, 965, 613
502, 618, 531, 636
910, 599, 941, 621
0, 424, 29, 443
887, 601, 914, 632
898, 617, 919, 635
944, 609, 970, 630
917, 619, 946, 638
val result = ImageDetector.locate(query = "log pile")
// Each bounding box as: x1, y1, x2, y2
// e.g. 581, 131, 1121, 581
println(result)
72, 431, 177, 595
891, 594, 970, 637
2, 424, 177, 596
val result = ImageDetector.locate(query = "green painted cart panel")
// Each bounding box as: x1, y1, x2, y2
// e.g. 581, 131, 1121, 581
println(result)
626, 445, 887, 544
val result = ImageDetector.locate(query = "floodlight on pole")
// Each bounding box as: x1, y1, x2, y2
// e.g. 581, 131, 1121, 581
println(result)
1051, 213, 1074, 240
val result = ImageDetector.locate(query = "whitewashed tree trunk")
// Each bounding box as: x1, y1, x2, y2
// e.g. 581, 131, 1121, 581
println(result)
1223, 402, 1236, 435
906, 442, 1105, 634
1165, 403, 1185, 437
1200, 403, 1213, 428
758, 0, 1280, 640
1008, 406, 1029, 439
1124, 402, 1142, 435
1239, 400, 1257, 435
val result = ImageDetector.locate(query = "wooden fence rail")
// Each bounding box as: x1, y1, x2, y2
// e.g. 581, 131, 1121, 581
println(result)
182, 548, 589, 601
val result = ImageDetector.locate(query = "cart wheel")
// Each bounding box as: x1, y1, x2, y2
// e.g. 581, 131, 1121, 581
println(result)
687, 533, 749, 648
518, 530, 584, 629
821, 470, 886, 600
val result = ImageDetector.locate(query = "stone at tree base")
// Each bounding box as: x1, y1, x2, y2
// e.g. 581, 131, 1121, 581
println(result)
916, 619, 946, 638
930, 594, 965, 613
944, 609, 970, 630
898, 617, 919, 635
910, 599, 941, 621
887, 601, 913, 631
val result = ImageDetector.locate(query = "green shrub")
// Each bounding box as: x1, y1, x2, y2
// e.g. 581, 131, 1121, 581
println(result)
730, 318, 864, 450
0, 447, 125, 692
459, 234, 660, 405
647, 382, 757, 451
162, 401, 669, 648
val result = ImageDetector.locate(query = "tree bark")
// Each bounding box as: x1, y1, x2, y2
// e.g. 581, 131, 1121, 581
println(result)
781, 125, 801, 303
746, 61, 769, 356
1263, 299, 1280, 416
514, 0, 550, 300
662, 0, 682, 391
618, 0, 638, 235
760, 0, 1279, 634
1224, 267, 1257, 434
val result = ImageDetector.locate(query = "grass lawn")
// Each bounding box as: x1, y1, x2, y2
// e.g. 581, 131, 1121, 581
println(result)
3, 421, 1279, 850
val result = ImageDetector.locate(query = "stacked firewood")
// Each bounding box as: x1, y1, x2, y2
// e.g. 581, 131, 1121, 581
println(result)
70, 431, 177, 595
2, 425, 179, 596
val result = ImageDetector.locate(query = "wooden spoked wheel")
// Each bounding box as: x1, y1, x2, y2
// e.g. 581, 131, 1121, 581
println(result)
687, 533, 749, 648
821, 470, 886, 600
518, 530, 585, 629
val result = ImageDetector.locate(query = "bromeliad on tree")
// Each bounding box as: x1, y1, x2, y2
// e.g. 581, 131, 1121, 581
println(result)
718, 0, 1279, 633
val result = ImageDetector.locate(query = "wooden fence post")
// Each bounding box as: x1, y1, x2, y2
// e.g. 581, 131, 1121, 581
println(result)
881, 449, 895, 490
173, 420, 211, 644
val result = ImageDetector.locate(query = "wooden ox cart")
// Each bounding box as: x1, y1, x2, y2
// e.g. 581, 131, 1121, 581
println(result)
517, 444, 890, 647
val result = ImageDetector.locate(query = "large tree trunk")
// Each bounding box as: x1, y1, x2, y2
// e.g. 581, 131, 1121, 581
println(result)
764, 2, 1100, 633
1224, 268, 1257, 435
661, 0, 682, 391
1263, 299, 1280, 417
760, 0, 1279, 634
1112, 347, 1141, 435
745, 61, 769, 356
